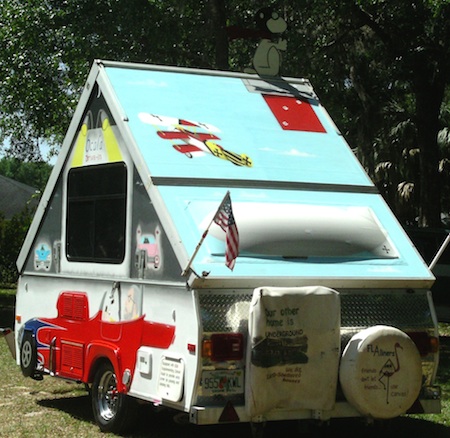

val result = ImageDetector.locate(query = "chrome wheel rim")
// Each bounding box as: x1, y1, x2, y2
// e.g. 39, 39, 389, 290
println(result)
97, 370, 119, 421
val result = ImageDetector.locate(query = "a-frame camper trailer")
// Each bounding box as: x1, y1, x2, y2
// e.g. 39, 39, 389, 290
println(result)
10, 60, 441, 434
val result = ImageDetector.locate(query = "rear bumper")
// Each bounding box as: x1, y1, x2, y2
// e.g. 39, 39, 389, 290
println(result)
190, 397, 441, 425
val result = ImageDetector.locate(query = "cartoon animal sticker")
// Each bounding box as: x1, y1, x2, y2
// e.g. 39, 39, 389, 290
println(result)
138, 113, 253, 167
34, 242, 51, 271
246, 7, 287, 77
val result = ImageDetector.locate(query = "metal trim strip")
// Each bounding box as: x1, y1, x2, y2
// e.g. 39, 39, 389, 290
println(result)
151, 176, 379, 194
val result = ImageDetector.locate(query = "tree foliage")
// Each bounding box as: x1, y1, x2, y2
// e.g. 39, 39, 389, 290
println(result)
283, 0, 450, 226
0, 208, 33, 284
1, 0, 450, 226
0, 157, 52, 192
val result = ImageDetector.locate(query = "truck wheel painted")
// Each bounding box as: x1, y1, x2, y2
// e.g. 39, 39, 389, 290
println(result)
339, 325, 422, 419
20, 332, 37, 377
91, 362, 137, 434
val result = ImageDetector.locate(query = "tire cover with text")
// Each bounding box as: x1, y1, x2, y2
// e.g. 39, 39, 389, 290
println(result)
339, 325, 422, 419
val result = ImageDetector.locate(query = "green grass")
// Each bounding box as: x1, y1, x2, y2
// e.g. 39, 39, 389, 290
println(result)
1, 287, 449, 437
0, 336, 104, 437
422, 323, 450, 427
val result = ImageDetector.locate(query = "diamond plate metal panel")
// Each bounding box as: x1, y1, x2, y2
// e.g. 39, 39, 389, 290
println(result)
341, 293, 433, 330
199, 291, 433, 334
199, 293, 252, 333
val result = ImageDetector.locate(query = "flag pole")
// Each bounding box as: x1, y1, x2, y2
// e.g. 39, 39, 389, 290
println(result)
429, 232, 450, 271
181, 191, 230, 277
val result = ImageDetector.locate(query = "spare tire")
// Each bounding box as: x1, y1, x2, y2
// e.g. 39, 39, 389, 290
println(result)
339, 325, 422, 419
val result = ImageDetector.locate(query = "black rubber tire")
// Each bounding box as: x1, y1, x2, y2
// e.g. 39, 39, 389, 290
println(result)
20, 331, 37, 378
91, 362, 138, 434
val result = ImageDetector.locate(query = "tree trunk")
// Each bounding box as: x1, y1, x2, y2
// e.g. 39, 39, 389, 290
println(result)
413, 61, 445, 227
209, 0, 229, 70
349, 65, 377, 176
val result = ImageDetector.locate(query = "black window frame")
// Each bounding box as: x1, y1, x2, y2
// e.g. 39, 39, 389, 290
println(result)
66, 162, 127, 264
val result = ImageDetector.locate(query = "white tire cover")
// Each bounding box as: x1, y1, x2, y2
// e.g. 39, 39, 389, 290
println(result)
339, 325, 422, 419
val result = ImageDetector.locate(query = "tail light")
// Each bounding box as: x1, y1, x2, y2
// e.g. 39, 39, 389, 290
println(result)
407, 331, 439, 356
202, 333, 244, 361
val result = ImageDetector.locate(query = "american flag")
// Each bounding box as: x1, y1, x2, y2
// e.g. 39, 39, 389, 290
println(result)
214, 192, 239, 270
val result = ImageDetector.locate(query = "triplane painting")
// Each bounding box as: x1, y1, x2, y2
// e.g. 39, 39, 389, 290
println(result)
6, 58, 441, 434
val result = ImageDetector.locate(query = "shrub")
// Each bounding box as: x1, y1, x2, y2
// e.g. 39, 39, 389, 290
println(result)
0, 207, 33, 284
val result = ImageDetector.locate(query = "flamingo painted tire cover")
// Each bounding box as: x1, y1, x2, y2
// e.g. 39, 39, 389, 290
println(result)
339, 325, 422, 419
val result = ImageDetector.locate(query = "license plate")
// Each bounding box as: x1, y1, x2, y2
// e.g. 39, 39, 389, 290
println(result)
201, 369, 244, 396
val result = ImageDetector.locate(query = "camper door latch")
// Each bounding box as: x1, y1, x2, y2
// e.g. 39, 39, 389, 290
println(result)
53, 241, 61, 274
136, 249, 147, 278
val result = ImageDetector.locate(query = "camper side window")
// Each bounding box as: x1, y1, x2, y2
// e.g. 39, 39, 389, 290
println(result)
66, 163, 127, 263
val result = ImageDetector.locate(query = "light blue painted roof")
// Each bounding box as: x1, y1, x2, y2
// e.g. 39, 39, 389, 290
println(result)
104, 64, 432, 283
106, 66, 371, 187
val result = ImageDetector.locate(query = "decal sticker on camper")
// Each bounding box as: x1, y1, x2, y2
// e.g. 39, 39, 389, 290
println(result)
21, 318, 66, 372
138, 113, 253, 167
135, 224, 162, 271
157, 356, 185, 402
72, 109, 123, 167
34, 242, 51, 271
21, 291, 176, 382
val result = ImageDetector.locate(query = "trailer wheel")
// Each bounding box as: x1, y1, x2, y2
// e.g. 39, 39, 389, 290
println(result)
91, 362, 137, 434
20, 332, 37, 377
